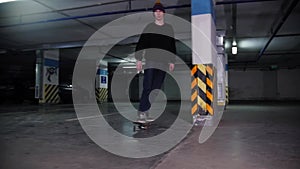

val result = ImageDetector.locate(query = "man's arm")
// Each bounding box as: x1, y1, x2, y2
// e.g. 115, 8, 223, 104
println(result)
169, 25, 176, 72
135, 25, 150, 71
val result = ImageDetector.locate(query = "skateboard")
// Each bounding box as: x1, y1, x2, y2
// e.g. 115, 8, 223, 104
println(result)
133, 121, 152, 132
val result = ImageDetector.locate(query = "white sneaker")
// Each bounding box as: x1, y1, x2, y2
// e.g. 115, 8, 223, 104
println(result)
145, 112, 155, 122
136, 112, 146, 123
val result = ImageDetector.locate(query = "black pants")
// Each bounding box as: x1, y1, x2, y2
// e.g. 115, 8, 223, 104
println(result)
139, 67, 166, 112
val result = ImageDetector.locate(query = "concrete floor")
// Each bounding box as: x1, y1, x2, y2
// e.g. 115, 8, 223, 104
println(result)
0, 102, 299, 169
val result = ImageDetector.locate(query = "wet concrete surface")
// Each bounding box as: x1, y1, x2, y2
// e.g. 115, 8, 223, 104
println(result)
0, 101, 188, 169
155, 102, 300, 169
0, 102, 300, 169
0, 103, 162, 169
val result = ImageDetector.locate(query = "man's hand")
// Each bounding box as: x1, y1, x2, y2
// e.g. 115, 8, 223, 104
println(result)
169, 63, 175, 72
136, 61, 143, 72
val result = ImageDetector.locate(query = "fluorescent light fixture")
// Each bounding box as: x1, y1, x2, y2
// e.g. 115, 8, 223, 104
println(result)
0, 0, 17, 3
238, 38, 267, 50
232, 46, 237, 55
225, 40, 231, 49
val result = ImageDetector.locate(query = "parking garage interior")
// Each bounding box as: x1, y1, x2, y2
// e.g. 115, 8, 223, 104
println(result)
0, 0, 299, 169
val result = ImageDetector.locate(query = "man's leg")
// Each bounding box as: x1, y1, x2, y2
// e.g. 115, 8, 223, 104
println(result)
152, 69, 166, 90
144, 69, 166, 121
138, 68, 155, 122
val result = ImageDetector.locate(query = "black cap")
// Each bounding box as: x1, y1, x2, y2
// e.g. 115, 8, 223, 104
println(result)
152, 0, 165, 13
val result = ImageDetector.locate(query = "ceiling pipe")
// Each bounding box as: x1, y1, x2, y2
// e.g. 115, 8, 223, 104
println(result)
0, 4, 190, 28
231, 3, 237, 41
1, 0, 279, 28
216, 0, 277, 5
32, 0, 98, 31
1, 0, 273, 20
128, 0, 132, 10
0, 0, 136, 18
256, 0, 299, 62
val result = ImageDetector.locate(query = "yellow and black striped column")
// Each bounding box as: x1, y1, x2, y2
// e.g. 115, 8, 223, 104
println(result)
191, 64, 215, 116
96, 88, 108, 102
205, 64, 214, 115
39, 84, 60, 104
226, 86, 229, 104
191, 64, 207, 116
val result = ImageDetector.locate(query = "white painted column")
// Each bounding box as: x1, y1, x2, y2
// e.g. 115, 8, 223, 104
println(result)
96, 60, 108, 102
35, 49, 60, 104
192, 0, 217, 65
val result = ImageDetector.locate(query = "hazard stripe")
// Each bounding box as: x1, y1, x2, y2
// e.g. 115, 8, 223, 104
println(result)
206, 65, 213, 76
197, 96, 206, 111
197, 77, 206, 93
191, 64, 207, 116
206, 64, 214, 115
206, 77, 213, 89
191, 64, 215, 117
198, 65, 207, 115
191, 103, 198, 115
226, 86, 229, 104
96, 88, 108, 102
191, 90, 198, 102
198, 87, 206, 106
191, 78, 197, 89
206, 91, 213, 102
47, 85, 57, 101
47, 85, 59, 103
191, 65, 199, 116
198, 64, 206, 76
43, 84, 60, 103
191, 66, 197, 76
206, 104, 213, 115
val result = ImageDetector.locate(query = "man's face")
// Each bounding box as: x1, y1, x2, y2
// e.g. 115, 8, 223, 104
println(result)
154, 10, 164, 21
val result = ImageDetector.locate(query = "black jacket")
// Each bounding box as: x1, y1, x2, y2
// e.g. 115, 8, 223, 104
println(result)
135, 23, 176, 63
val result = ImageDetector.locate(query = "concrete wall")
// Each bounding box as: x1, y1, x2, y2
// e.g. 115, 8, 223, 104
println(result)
229, 69, 300, 100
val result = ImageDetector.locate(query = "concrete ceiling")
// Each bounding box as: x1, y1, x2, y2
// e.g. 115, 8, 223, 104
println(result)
0, 0, 299, 70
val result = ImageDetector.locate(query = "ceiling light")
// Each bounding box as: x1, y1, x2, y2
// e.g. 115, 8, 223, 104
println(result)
232, 40, 237, 46
232, 40, 238, 55
232, 46, 237, 55
0, 0, 17, 3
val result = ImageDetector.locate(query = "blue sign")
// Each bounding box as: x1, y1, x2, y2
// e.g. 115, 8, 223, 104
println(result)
101, 76, 107, 84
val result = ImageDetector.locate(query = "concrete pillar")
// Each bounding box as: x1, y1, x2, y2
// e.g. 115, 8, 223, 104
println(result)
96, 60, 108, 102
191, 0, 217, 121
216, 31, 226, 106
225, 54, 229, 105
35, 49, 60, 104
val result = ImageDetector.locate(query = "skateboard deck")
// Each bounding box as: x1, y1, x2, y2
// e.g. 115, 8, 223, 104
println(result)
133, 121, 152, 132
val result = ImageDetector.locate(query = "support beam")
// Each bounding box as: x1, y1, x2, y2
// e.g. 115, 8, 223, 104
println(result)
256, 0, 299, 62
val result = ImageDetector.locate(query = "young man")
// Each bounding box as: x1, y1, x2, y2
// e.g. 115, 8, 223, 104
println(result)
135, 0, 176, 123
